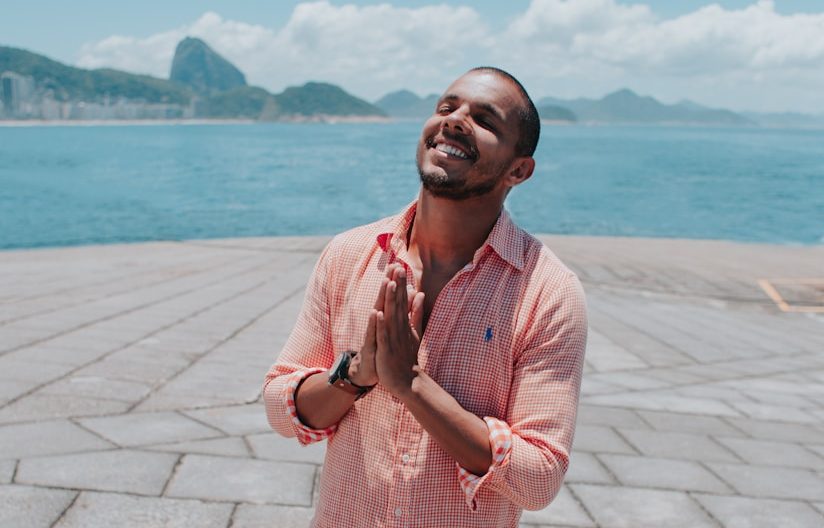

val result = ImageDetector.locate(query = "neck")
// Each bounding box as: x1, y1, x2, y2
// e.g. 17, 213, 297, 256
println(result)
408, 189, 503, 270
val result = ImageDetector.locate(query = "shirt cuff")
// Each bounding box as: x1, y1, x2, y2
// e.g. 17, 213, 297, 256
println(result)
284, 367, 337, 445
457, 416, 513, 510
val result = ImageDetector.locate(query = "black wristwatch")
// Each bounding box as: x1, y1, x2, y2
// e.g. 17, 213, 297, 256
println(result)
328, 352, 375, 400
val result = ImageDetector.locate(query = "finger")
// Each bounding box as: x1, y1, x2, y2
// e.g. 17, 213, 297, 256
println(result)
374, 277, 389, 311
406, 284, 416, 312
410, 292, 425, 338
384, 280, 397, 324
363, 309, 377, 356
394, 268, 408, 317
376, 310, 388, 353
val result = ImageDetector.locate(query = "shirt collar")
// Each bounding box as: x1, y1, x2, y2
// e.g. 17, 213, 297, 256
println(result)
376, 200, 524, 271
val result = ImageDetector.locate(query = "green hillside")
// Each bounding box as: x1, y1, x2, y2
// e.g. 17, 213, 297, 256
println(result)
276, 82, 386, 116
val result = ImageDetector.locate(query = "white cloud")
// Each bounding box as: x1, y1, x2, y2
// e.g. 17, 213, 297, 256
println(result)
75, 0, 824, 112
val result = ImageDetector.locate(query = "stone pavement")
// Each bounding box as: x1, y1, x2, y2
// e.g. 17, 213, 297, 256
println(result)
1, 235, 823, 527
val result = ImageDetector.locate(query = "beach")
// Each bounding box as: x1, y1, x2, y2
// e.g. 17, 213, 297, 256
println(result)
1, 234, 822, 527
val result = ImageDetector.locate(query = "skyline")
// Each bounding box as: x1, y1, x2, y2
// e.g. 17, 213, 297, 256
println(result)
4, 1, 824, 113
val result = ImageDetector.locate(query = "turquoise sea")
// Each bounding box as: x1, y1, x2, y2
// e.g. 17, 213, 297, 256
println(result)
1, 122, 822, 249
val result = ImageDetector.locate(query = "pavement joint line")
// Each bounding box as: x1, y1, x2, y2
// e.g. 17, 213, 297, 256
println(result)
0, 252, 286, 358
0, 260, 296, 413
564, 483, 599, 528
241, 436, 257, 459
606, 426, 642, 456
68, 417, 121, 447
589, 453, 621, 484
159, 453, 185, 498
685, 490, 726, 528
226, 502, 240, 528
171, 410, 231, 438
125, 279, 309, 413
48, 487, 80, 528
0, 253, 245, 327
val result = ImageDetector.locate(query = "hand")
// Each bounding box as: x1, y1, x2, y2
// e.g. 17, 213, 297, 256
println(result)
376, 264, 425, 395
347, 276, 389, 387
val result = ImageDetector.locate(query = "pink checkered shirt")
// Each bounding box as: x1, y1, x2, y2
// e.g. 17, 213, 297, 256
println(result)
264, 201, 587, 528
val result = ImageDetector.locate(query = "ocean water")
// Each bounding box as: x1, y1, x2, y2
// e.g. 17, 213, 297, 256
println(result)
1, 122, 822, 250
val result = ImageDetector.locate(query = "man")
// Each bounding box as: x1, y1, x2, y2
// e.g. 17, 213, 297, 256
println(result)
264, 67, 587, 528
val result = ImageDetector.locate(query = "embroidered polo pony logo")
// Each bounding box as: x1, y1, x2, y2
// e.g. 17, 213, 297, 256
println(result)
484, 327, 494, 342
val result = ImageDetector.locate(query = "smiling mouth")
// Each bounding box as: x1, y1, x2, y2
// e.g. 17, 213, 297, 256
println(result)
425, 137, 476, 161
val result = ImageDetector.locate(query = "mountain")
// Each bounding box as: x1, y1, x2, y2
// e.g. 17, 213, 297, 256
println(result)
0, 46, 190, 105
539, 89, 752, 125
537, 104, 577, 122
276, 82, 386, 117
169, 37, 246, 96
375, 90, 438, 119
0, 43, 384, 121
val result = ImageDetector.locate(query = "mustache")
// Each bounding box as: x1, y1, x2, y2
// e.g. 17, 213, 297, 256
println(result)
425, 131, 478, 159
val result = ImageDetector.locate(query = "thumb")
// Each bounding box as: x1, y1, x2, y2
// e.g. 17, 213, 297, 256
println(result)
362, 309, 377, 356
410, 292, 425, 339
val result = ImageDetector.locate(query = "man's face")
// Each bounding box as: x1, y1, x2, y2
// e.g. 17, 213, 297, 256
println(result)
416, 71, 524, 201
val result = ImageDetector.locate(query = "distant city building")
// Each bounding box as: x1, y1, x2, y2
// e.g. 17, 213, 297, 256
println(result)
1, 71, 36, 118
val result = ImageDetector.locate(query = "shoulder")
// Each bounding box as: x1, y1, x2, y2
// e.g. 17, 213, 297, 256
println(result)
317, 212, 397, 268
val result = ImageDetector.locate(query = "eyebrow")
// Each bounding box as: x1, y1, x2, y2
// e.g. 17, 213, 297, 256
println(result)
440, 93, 506, 123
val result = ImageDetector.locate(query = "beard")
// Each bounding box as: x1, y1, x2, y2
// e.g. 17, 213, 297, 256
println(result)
417, 165, 498, 201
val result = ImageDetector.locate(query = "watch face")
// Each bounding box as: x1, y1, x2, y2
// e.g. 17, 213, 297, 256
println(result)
328, 352, 349, 383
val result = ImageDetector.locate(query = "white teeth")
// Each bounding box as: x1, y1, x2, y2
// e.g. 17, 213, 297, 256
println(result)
435, 143, 468, 159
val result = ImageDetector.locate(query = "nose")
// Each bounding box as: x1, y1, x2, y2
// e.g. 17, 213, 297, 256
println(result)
443, 103, 471, 135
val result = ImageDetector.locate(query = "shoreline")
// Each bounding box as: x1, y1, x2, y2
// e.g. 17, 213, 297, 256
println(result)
0, 115, 394, 127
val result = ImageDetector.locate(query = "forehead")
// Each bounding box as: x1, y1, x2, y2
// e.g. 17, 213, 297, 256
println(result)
441, 71, 522, 119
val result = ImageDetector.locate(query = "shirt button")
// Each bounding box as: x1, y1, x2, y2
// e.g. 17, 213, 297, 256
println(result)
401, 454, 410, 463
394, 507, 403, 517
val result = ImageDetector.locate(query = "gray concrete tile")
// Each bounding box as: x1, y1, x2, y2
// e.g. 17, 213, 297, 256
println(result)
0, 420, 113, 460
0, 484, 77, 528
40, 376, 152, 403
148, 437, 250, 457
714, 436, 824, 470
724, 417, 824, 443
570, 484, 717, 528
0, 357, 75, 383
16, 449, 178, 495
576, 405, 648, 429
707, 463, 824, 501
55, 491, 234, 528
165, 454, 315, 505
0, 460, 15, 483
693, 494, 824, 528
565, 452, 614, 484
0, 394, 131, 423
246, 433, 326, 464
806, 443, 824, 458
637, 410, 744, 436
598, 454, 731, 493
519, 486, 595, 527
584, 391, 740, 417
78, 411, 222, 447
618, 429, 740, 462
232, 504, 315, 528
183, 403, 271, 436
814, 502, 824, 516
572, 425, 637, 454
729, 401, 819, 424
0, 380, 33, 404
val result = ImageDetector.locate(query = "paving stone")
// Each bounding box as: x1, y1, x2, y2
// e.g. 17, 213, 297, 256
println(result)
0, 394, 131, 423
148, 437, 250, 457
707, 463, 824, 501
815, 502, 824, 516
714, 436, 824, 470
183, 403, 271, 436
519, 485, 595, 527
0, 357, 75, 383
576, 405, 648, 429
729, 401, 819, 424
0, 484, 77, 528
806, 444, 824, 458
570, 484, 716, 528
0, 460, 15, 483
40, 376, 152, 403
0, 380, 33, 403
0, 420, 113, 460
637, 410, 744, 436
724, 417, 824, 443
165, 454, 315, 505
565, 452, 614, 484
584, 330, 647, 372
16, 449, 178, 495
55, 491, 234, 528
598, 454, 731, 493
571, 425, 637, 454
232, 504, 315, 528
693, 494, 824, 528
618, 429, 740, 462
584, 391, 740, 417
247, 432, 326, 464
78, 411, 223, 447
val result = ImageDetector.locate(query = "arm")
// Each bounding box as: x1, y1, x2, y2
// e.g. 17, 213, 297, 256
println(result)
377, 265, 588, 510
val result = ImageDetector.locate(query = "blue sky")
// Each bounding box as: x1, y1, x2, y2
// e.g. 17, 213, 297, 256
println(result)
3, 1, 824, 112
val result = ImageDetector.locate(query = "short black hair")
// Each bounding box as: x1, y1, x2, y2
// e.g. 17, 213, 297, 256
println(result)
469, 66, 540, 157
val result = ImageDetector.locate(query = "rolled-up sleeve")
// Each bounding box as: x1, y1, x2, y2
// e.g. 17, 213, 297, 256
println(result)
466, 274, 588, 511
263, 242, 338, 443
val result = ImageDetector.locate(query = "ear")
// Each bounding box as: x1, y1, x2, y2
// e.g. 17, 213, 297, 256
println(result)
504, 157, 535, 188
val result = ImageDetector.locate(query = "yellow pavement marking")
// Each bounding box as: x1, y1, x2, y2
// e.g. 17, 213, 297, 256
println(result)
757, 278, 824, 313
